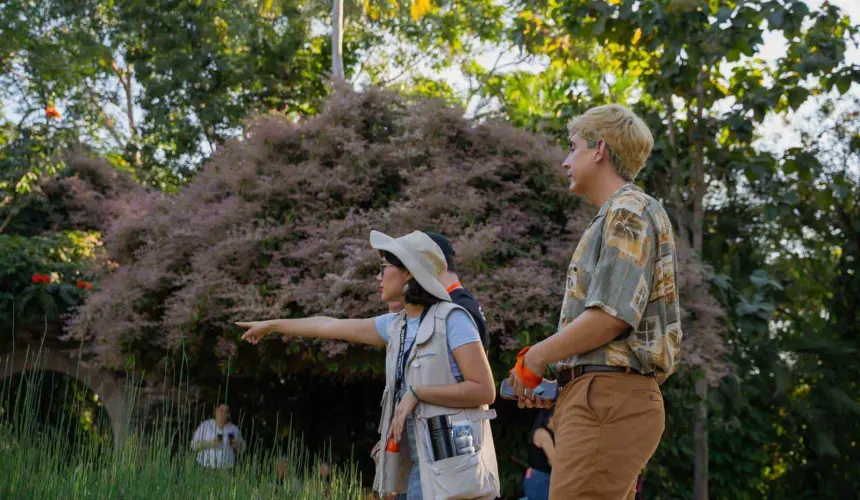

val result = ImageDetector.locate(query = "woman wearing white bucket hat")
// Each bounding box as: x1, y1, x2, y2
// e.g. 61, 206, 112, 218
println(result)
237, 230, 499, 499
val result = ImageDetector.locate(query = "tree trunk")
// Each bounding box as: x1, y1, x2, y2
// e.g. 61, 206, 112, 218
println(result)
690, 71, 708, 500
0, 209, 14, 234
331, 0, 345, 82
694, 376, 709, 500
664, 94, 690, 247
123, 64, 136, 140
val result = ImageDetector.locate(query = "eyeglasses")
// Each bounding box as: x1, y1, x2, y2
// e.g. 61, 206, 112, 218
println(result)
379, 261, 394, 275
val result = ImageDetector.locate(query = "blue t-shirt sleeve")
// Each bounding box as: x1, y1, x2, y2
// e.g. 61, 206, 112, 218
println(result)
446, 309, 481, 351
375, 313, 397, 343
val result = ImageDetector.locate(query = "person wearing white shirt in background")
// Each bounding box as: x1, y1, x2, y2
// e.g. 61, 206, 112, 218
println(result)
191, 403, 246, 469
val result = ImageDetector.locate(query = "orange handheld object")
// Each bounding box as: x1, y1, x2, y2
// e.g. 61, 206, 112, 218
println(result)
512, 346, 543, 389
385, 438, 400, 453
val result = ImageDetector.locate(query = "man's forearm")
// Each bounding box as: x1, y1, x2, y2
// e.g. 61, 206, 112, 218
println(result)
528, 308, 630, 371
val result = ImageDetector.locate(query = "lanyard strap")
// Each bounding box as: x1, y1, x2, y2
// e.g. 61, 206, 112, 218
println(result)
394, 317, 409, 399
393, 309, 430, 399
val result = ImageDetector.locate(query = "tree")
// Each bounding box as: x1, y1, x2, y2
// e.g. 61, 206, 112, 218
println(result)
743, 98, 859, 496
1, 0, 329, 187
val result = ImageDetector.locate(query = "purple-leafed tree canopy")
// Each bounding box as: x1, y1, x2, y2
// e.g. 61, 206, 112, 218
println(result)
64, 89, 728, 384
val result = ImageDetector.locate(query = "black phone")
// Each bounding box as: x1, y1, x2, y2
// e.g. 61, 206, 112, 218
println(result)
500, 378, 558, 401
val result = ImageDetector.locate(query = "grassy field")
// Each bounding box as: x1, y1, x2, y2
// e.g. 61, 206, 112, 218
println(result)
0, 348, 370, 499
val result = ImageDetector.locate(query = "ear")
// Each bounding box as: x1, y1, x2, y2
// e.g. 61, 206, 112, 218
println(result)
595, 139, 608, 163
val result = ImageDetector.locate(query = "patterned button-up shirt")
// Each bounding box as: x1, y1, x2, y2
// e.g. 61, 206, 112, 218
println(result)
554, 184, 682, 384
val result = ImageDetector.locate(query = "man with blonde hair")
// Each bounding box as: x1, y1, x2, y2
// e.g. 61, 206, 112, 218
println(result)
507, 104, 683, 499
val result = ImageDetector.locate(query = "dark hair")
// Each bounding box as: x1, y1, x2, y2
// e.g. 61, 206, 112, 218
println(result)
423, 231, 457, 273
381, 251, 442, 308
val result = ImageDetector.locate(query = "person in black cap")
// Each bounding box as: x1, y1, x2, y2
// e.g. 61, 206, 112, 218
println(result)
424, 232, 489, 351
385, 232, 489, 353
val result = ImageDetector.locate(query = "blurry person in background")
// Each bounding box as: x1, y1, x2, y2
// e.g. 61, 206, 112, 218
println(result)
191, 403, 246, 469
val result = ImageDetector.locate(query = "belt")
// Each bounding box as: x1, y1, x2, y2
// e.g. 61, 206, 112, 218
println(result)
557, 365, 655, 388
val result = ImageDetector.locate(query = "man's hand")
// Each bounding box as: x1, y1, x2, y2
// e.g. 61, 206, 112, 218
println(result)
237, 320, 274, 344
507, 345, 553, 409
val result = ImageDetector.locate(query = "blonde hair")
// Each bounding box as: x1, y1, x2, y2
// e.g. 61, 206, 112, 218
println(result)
567, 104, 654, 181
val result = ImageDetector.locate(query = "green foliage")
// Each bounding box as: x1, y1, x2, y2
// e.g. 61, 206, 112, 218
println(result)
0, 231, 101, 327
0, 123, 73, 235
123, 0, 330, 174
0, 0, 330, 187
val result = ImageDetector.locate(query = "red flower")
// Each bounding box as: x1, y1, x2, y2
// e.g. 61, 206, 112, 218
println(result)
32, 274, 42, 284
76, 280, 93, 290
32, 274, 52, 284
85, 283, 93, 290
45, 107, 61, 119
42, 274, 52, 284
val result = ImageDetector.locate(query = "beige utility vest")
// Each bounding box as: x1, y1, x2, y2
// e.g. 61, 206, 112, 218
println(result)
372, 302, 500, 499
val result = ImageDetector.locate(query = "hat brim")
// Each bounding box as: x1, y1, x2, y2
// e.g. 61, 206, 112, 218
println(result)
370, 230, 451, 302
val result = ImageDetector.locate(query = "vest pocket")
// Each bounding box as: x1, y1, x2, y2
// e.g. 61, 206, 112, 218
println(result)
418, 415, 495, 499
425, 452, 494, 499
378, 387, 389, 434
380, 449, 406, 494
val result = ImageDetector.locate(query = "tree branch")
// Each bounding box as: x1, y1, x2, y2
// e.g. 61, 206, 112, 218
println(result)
110, 61, 136, 139
376, 51, 436, 86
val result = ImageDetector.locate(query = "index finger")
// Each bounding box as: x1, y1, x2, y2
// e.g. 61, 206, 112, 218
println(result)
235, 321, 253, 328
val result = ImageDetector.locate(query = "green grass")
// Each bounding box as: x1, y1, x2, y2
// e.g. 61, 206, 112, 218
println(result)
0, 346, 371, 499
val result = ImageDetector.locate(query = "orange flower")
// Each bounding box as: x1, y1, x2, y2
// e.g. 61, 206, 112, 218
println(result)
45, 107, 61, 119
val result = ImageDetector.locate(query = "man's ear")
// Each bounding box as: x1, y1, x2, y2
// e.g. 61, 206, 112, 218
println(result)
595, 139, 608, 163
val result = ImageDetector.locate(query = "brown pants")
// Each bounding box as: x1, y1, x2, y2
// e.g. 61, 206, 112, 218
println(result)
548, 372, 665, 500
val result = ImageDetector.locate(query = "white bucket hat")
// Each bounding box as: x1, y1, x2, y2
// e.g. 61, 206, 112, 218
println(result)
370, 230, 451, 302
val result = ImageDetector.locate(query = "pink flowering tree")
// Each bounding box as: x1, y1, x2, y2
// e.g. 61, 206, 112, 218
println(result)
66, 89, 727, 386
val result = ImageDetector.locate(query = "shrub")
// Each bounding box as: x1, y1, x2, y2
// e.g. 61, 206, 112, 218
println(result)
66, 88, 727, 382
0, 231, 102, 332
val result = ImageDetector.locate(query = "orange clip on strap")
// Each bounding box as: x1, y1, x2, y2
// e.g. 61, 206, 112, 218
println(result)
513, 346, 543, 389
